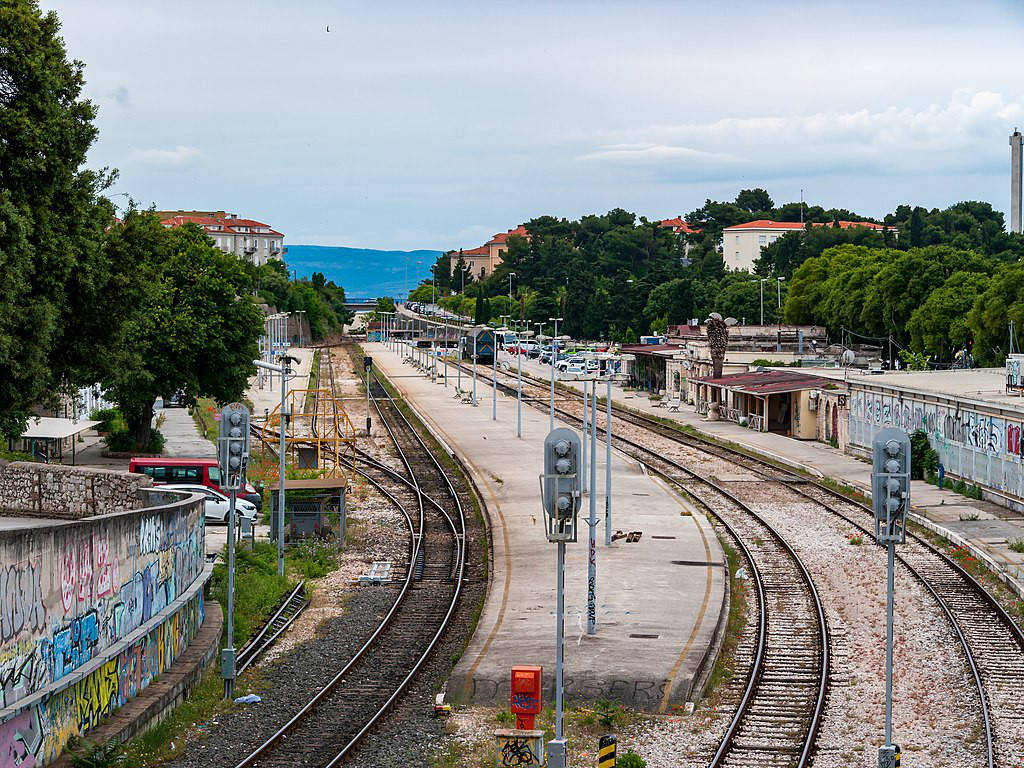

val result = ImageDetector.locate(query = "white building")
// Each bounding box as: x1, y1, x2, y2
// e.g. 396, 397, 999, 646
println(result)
720, 219, 890, 272
159, 211, 285, 266
720, 220, 804, 272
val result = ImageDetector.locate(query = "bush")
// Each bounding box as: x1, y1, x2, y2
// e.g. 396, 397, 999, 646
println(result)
65, 737, 129, 768
908, 430, 938, 480
618, 749, 647, 768
594, 699, 623, 729
495, 710, 515, 725
104, 427, 165, 454
89, 407, 124, 433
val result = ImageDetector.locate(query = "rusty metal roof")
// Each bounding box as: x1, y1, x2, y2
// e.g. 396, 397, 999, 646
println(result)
695, 369, 829, 395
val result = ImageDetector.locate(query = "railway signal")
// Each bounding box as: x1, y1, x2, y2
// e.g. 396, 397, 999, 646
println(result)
364, 355, 373, 435
541, 427, 582, 768
871, 428, 910, 767
218, 402, 251, 699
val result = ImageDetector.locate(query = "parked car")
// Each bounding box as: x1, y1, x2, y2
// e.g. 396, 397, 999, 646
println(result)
162, 484, 258, 524
129, 457, 263, 511
163, 390, 187, 408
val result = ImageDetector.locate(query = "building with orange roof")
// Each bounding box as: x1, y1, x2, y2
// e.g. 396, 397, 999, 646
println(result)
448, 224, 529, 281
158, 210, 285, 266
721, 219, 893, 272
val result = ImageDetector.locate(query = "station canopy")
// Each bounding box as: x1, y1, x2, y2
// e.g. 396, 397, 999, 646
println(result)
20, 417, 100, 440
695, 370, 828, 395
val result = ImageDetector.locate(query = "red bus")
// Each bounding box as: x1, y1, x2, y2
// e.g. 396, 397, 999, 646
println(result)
129, 457, 262, 511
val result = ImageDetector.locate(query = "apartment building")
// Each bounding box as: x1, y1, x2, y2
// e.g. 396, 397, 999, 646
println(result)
448, 224, 529, 280
720, 219, 889, 272
158, 210, 285, 266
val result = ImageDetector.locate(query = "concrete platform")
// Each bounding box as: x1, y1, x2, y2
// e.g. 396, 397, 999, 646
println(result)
367, 342, 728, 712
509, 353, 1024, 595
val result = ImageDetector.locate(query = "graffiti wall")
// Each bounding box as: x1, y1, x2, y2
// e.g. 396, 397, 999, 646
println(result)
848, 386, 1024, 504
0, 492, 206, 766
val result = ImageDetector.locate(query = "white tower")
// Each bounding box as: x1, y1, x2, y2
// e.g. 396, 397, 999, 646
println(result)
1012, 129, 1023, 234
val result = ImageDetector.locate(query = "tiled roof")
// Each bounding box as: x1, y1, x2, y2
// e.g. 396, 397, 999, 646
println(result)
696, 369, 829, 395
810, 220, 887, 230
161, 214, 283, 238
722, 220, 805, 231
486, 224, 529, 245
456, 246, 489, 257
659, 217, 702, 234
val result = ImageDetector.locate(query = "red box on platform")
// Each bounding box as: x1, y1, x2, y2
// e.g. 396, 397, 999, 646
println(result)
509, 665, 542, 730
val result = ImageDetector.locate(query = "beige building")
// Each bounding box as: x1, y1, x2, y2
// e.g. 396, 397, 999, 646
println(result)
449, 224, 529, 281
720, 219, 891, 272
159, 211, 285, 266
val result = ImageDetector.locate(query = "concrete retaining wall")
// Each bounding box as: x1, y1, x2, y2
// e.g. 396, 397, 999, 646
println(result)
848, 387, 1024, 512
0, 462, 153, 519
0, 485, 206, 766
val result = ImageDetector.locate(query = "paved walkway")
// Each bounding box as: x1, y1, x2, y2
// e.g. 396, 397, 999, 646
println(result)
367, 342, 728, 711
159, 406, 216, 458
510, 354, 1024, 594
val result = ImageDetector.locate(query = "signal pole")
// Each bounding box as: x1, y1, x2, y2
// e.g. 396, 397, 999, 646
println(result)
872, 427, 910, 768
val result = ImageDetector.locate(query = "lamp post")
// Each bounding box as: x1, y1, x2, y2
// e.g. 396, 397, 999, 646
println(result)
759, 279, 765, 326
587, 369, 598, 635
517, 328, 532, 438
253, 355, 292, 578
508, 272, 517, 304
776, 276, 786, 353
549, 317, 563, 431
605, 375, 613, 546
472, 327, 478, 406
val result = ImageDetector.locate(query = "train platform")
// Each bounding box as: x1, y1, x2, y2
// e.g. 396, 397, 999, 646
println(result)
365, 342, 729, 712
511, 354, 1024, 596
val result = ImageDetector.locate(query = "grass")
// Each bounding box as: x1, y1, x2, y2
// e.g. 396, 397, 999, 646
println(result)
847, 533, 865, 546
704, 537, 750, 698
124, 535, 341, 766
1009, 539, 1024, 554
192, 397, 219, 446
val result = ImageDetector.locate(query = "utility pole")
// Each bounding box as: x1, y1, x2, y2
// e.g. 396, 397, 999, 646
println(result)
550, 317, 563, 431
581, 380, 588, 494
605, 377, 613, 546
587, 377, 598, 635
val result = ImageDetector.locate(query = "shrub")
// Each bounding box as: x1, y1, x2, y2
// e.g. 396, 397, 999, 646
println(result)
909, 430, 938, 480
1009, 539, 1024, 554
104, 427, 164, 454
495, 710, 515, 725
618, 749, 647, 768
89, 407, 124, 433
66, 737, 129, 768
594, 699, 623, 729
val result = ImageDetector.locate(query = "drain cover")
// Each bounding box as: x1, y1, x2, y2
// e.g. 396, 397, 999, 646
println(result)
651, 535, 676, 540
629, 633, 660, 639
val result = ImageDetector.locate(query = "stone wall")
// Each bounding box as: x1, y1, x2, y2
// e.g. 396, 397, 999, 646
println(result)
0, 462, 152, 519
0, 490, 207, 766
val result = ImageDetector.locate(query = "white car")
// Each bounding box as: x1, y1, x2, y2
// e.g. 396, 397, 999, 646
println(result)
162, 484, 258, 524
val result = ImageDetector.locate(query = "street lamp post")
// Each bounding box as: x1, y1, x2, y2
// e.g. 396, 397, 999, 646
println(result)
587, 372, 598, 635
760, 279, 765, 326
549, 317, 563, 431
605, 376, 613, 546
508, 272, 517, 304
517, 328, 532, 438
253, 356, 291, 578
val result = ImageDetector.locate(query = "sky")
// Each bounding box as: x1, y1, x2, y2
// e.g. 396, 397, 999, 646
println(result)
44, 0, 1024, 251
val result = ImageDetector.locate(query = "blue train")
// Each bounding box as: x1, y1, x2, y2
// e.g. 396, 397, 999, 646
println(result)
461, 328, 495, 364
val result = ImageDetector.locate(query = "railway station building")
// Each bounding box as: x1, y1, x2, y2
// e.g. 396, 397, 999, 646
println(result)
692, 369, 829, 437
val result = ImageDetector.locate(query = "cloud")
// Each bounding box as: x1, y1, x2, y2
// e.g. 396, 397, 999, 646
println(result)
127, 145, 202, 167
578, 90, 1024, 181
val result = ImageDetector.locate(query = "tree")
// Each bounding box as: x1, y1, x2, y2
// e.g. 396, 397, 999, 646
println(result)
967, 263, 1024, 365
907, 271, 991, 361
103, 220, 264, 449
0, 1, 120, 437
735, 188, 774, 213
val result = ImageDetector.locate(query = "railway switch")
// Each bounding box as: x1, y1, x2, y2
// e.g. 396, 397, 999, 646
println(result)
510, 665, 543, 730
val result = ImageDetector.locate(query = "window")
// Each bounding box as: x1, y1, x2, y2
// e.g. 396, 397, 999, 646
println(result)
168, 466, 202, 483
758, 235, 767, 244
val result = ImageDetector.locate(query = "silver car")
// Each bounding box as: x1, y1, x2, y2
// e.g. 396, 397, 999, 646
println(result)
162, 484, 258, 524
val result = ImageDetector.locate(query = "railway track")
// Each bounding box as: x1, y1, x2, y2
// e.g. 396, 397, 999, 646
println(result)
235, 350, 467, 768
396, 349, 830, 764
236, 582, 309, 675
449, 353, 1024, 765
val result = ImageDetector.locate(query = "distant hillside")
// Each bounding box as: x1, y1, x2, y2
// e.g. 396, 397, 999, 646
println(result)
284, 245, 440, 298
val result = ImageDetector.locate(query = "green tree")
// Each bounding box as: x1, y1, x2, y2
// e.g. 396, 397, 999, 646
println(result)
735, 187, 774, 213
103, 221, 264, 448
967, 262, 1024, 365
907, 271, 991, 361
0, 0, 121, 437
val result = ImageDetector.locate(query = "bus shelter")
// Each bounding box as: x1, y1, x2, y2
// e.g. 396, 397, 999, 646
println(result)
11, 417, 100, 465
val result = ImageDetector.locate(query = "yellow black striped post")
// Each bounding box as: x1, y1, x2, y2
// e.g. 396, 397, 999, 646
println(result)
894, 744, 901, 767
598, 735, 616, 767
